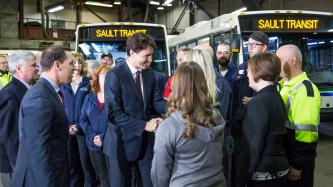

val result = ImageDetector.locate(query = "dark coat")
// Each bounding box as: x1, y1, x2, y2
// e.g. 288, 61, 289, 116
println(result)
215, 70, 232, 119
103, 62, 166, 161
80, 93, 108, 152
61, 77, 90, 131
231, 61, 256, 120
0, 77, 27, 173
12, 78, 69, 187
224, 63, 237, 88
233, 85, 289, 187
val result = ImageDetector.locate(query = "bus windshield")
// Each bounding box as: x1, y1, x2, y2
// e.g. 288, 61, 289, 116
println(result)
242, 33, 333, 86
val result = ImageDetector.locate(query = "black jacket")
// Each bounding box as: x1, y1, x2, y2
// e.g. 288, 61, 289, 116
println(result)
233, 85, 289, 187
0, 77, 27, 172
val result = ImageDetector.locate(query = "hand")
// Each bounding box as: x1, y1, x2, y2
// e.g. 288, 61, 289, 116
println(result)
242, 96, 252, 105
288, 166, 302, 181
154, 118, 163, 132
145, 118, 162, 132
69, 124, 79, 135
93, 135, 102, 147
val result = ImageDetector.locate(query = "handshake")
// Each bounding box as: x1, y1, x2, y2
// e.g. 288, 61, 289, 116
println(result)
145, 118, 163, 133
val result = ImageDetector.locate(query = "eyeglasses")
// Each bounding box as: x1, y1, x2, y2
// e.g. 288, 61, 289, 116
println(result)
248, 42, 264, 48
0, 61, 8, 65
217, 51, 230, 55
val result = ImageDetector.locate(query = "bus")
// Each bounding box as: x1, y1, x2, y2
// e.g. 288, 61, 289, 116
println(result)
168, 10, 333, 119
75, 22, 170, 76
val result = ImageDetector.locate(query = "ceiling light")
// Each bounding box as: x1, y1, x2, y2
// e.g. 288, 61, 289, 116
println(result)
162, 3, 172, 6
157, 6, 164, 10
114, 0, 122, 5
150, 1, 160, 5
164, 0, 174, 4
47, 5, 64, 13
85, 1, 113, 7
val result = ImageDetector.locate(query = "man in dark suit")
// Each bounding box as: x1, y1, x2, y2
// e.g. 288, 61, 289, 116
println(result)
103, 32, 166, 187
12, 45, 74, 187
0, 51, 39, 187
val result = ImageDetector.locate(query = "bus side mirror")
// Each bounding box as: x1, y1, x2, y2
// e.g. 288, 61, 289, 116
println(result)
231, 35, 241, 53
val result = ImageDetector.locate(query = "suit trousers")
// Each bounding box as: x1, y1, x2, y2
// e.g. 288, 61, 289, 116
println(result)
107, 147, 153, 187
89, 151, 109, 187
76, 134, 97, 187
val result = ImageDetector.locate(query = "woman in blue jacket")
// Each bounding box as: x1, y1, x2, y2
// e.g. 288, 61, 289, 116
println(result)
61, 52, 97, 187
80, 65, 111, 187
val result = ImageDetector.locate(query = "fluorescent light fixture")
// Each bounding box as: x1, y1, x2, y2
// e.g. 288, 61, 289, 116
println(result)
318, 41, 325, 44
328, 29, 333, 32
162, 3, 172, 6
164, 0, 174, 4
114, 0, 122, 5
150, 1, 160, 5
232, 7, 247, 14
269, 36, 278, 40
157, 6, 164, 10
85, 1, 113, 7
307, 42, 318, 46
47, 5, 64, 13
330, 40, 333, 43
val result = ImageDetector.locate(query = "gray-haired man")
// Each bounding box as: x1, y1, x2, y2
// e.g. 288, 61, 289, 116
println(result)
0, 51, 39, 187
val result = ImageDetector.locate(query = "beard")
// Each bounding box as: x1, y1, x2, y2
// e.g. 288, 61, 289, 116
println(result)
218, 57, 230, 66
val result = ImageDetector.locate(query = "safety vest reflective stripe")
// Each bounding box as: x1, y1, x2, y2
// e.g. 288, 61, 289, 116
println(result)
286, 123, 318, 132
294, 82, 304, 91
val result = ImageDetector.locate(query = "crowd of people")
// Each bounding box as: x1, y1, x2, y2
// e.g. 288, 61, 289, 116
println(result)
0, 31, 321, 187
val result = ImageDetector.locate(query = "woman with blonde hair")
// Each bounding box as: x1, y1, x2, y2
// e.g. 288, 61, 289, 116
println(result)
151, 61, 226, 187
184, 48, 231, 119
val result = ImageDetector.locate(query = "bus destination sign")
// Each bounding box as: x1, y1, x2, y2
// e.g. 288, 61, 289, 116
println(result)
239, 14, 333, 32
258, 19, 319, 30
95, 29, 148, 38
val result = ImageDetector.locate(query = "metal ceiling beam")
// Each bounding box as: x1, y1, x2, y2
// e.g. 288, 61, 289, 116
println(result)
196, 1, 214, 18
83, 4, 107, 22
171, 2, 189, 33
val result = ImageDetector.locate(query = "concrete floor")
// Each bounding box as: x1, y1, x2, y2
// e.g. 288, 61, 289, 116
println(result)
315, 121, 333, 187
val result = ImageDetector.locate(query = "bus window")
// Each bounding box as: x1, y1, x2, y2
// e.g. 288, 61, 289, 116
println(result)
213, 32, 232, 52
198, 37, 210, 45
169, 47, 177, 75
187, 41, 197, 48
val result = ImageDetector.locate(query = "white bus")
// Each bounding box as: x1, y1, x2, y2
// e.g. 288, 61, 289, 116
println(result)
76, 22, 170, 76
168, 10, 333, 119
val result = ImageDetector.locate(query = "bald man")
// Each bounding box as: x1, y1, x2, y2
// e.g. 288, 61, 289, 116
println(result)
276, 45, 320, 187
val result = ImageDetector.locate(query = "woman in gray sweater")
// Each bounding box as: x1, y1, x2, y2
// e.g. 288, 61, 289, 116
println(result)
151, 61, 226, 187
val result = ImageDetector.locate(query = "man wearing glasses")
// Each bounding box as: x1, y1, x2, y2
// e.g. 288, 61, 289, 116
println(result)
231, 31, 268, 116
230, 31, 269, 187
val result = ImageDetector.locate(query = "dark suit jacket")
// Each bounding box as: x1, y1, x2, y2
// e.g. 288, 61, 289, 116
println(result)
233, 85, 288, 187
103, 62, 166, 161
12, 78, 69, 187
0, 77, 27, 173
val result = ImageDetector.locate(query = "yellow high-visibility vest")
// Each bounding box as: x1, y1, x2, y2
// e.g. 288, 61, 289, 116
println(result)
0, 71, 11, 89
279, 72, 321, 143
